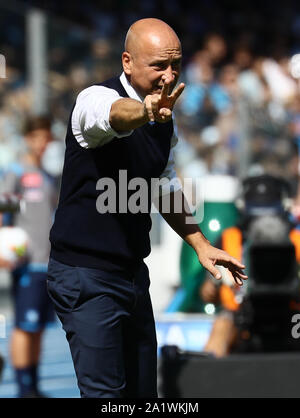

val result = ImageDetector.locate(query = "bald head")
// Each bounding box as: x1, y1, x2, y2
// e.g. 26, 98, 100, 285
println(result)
125, 18, 181, 58
122, 18, 182, 98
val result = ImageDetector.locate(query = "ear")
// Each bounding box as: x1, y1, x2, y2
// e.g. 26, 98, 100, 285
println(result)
122, 52, 132, 76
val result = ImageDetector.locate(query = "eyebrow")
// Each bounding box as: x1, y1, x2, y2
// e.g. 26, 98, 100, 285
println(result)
150, 58, 182, 65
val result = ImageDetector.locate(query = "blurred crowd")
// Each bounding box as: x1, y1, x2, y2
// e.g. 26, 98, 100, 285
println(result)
175, 33, 300, 196
1, 1, 300, 203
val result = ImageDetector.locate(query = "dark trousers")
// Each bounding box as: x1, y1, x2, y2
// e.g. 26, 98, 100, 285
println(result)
47, 258, 157, 398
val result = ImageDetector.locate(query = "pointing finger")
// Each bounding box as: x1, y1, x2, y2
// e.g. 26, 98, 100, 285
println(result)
160, 77, 171, 99
170, 82, 185, 103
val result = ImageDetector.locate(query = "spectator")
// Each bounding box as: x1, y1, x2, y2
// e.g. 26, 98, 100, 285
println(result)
0, 115, 58, 398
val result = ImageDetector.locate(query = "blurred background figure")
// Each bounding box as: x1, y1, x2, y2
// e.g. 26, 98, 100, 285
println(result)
0, 115, 58, 397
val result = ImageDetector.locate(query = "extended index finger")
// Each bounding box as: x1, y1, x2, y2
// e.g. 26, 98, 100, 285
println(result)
160, 77, 171, 99
170, 82, 185, 103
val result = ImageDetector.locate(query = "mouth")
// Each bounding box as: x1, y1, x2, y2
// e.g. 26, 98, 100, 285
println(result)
155, 85, 168, 94
155, 82, 175, 94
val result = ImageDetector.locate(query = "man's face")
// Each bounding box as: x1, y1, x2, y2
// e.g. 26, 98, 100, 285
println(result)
123, 35, 182, 98
25, 129, 52, 160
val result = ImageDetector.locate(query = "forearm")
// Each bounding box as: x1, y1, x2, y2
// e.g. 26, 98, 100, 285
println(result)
158, 190, 209, 253
109, 98, 149, 132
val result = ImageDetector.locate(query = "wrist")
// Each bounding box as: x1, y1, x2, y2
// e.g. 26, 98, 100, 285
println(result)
186, 231, 211, 253
195, 239, 211, 254
142, 101, 150, 123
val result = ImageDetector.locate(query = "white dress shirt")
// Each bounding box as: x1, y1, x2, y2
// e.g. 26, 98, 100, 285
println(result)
71, 72, 182, 195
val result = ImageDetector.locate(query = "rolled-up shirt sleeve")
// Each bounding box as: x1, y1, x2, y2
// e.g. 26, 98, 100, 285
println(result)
71, 85, 133, 149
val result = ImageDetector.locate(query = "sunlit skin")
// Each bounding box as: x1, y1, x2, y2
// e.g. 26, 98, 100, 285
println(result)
122, 18, 185, 123
123, 19, 183, 97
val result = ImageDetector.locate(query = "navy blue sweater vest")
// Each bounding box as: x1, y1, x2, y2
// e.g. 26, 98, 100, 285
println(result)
50, 76, 174, 274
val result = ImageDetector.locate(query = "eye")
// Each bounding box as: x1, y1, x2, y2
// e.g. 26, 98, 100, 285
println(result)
151, 62, 167, 70
172, 60, 181, 69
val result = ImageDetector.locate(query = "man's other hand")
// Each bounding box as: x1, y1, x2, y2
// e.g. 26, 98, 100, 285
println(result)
197, 243, 248, 286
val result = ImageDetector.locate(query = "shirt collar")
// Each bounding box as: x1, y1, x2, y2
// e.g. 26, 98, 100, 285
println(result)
120, 72, 143, 103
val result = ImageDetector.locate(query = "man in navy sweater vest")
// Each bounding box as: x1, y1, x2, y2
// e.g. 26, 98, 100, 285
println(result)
47, 18, 247, 398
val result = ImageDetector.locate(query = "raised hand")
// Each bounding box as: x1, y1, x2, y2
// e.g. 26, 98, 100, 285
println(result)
143, 77, 185, 123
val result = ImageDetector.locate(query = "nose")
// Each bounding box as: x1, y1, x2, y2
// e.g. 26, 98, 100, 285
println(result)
164, 65, 175, 81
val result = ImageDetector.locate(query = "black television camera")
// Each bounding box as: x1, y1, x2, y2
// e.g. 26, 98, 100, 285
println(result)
234, 175, 300, 353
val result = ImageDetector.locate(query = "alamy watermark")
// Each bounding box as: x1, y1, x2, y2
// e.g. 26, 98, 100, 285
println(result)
291, 314, 300, 339
95, 170, 204, 224
0, 54, 6, 79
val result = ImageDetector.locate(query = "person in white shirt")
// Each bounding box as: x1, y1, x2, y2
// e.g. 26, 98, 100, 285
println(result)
47, 18, 247, 398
